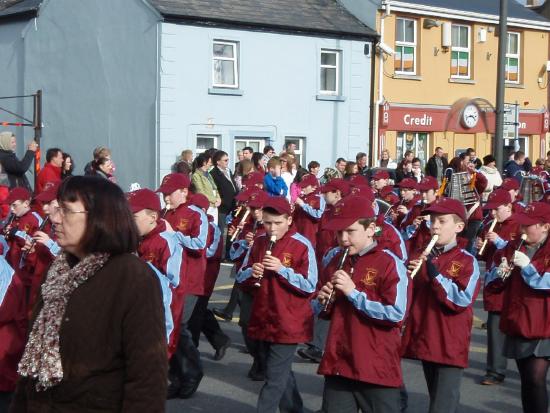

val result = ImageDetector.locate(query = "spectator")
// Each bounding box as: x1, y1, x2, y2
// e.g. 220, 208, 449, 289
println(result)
378, 149, 397, 169
289, 167, 310, 203
307, 160, 320, 177
356, 152, 368, 175
504, 151, 526, 182
0, 131, 37, 192
263, 145, 275, 158
280, 154, 296, 200
411, 157, 424, 182
523, 157, 532, 174
335, 158, 347, 178
465, 148, 482, 169
181, 149, 194, 166
192, 153, 221, 224
242, 147, 254, 160
283, 141, 297, 156
545, 150, 550, 173
344, 161, 358, 179
84, 146, 111, 176
12, 176, 167, 411
37, 147, 63, 193
209, 150, 237, 235
426, 147, 449, 185
234, 159, 254, 191
61, 152, 74, 179
251, 152, 265, 172
92, 156, 116, 182
479, 154, 503, 202
264, 157, 287, 197
395, 150, 414, 181
395, 159, 413, 183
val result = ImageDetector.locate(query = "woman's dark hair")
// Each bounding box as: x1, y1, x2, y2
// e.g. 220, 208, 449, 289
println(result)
212, 150, 228, 165
252, 152, 264, 170
62, 152, 74, 177
483, 154, 496, 166
192, 153, 211, 172
293, 167, 309, 183
57, 176, 139, 256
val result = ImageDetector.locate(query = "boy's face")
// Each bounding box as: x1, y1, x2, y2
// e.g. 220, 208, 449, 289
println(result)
430, 214, 464, 246
167, 188, 188, 208
133, 209, 157, 237
491, 204, 512, 222
421, 189, 437, 204
302, 185, 316, 195
323, 191, 340, 205
401, 188, 415, 202
310, 166, 320, 176
337, 220, 376, 255
373, 179, 387, 190
45, 199, 59, 217
262, 211, 291, 241
269, 165, 281, 177
11, 200, 30, 217
521, 223, 549, 245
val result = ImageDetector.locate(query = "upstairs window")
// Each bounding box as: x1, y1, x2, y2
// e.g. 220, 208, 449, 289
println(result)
395, 18, 417, 74
450, 25, 471, 79
212, 40, 239, 88
506, 32, 520, 83
320, 49, 341, 95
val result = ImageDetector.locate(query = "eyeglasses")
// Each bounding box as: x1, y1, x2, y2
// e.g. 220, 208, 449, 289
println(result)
50, 206, 88, 218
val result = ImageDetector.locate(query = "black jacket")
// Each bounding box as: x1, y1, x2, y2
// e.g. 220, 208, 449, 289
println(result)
210, 166, 237, 215
425, 155, 449, 178
0, 149, 34, 191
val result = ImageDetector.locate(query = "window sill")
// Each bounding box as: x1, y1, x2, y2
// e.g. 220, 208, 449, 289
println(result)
393, 74, 422, 81
448, 78, 476, 85
505, 83, 525, 89
316, 95, 346, 102
208, 88, 244, 96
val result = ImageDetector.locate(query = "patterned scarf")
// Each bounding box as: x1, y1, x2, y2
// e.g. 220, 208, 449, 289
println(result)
18, 252, 110, 391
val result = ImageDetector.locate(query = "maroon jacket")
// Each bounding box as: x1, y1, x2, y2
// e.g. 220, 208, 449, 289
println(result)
237, 228, 317, 343
0, 266, 26, 392
377, 220, 407, 261
316, 244, 410, 387
316, 204, 337, 263
6, 211, 42, 286
205, 217, 223, 297
402, 242, 481, 368
164, 202, 208, 296
486, 237, 550, 339
292, 191, 325, 247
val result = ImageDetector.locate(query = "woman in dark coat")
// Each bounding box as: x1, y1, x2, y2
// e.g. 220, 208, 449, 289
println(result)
0, 132, 37, 192
10, 176, 167, 413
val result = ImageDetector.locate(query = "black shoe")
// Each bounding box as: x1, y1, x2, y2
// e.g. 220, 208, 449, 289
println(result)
179, 373, 203, 399
214, 338, 231, 361
297, 347, 322, 363
480, 373, 505, 385
213, 308, 233, 322
247, 362, 265, 381
166, 381, 181, 399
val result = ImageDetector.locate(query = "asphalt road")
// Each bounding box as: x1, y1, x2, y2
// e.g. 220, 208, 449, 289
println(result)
166, 262, 530, 413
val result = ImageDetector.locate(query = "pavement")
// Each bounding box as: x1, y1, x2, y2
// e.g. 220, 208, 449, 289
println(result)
166, 262, 534, 413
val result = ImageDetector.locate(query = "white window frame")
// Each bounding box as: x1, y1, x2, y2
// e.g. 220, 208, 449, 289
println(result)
395, 17, 417, 75
450, 24, 471, 79
234, 137, 266, 163
212, 40, 239, 89
319, 49, 341, 96
505, 32, 521, 84
284, 136, 306, 167
196, 134, 221, 154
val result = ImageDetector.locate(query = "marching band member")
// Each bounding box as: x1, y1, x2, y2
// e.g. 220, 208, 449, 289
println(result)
485, 202, 550, 413
476, 189, 520, 385
500, 177, 525, 212
389, 178, 420, 228
403, 197, 480, 413
313, 195, 409, 413
371, 170, 392, 198
156, 173, 208, 399
292, 174, 326, 247
237, 197, 317, 413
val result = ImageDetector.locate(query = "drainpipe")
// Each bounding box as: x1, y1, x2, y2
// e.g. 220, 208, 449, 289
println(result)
373, 0, 391, 167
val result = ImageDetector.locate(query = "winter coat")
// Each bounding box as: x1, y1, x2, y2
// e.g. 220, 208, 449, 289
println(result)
479, 165, 503, 202
0, 149, 34, 192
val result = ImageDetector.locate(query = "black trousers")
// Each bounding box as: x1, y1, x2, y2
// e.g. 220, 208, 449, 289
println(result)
188, 295, 229, 350
0, 392, 12, 413
486, 311, 507, 377
169, 294, 203, 384
257, 342, 303, 413
422, 361, 463, 413
323, 376, 400, 413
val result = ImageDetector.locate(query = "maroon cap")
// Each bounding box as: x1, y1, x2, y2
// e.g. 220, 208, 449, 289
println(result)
320, 179, 351, 196
349, 184, 375, 202
262, 196, 291, 216
397, 178, 418, 190
416, 176, 439, 192
156, 173, 190, 195
126, 189, 161, 213
247, 190, 268, 208
189, 193, 210, 210
298, 174, 318, 189
380, 186, 399, 204
35, 182, 60, 203
235, 187, 255, 203
425, 197, 467, 222
348, 174, 368, 186
501, 178, 520, 191
512, 201, 550, 226
483, 188, 512, 210
243, 172, 264, 188
372, 170, 390, 180
6, 187, 31, 204
325, 195, 375, 231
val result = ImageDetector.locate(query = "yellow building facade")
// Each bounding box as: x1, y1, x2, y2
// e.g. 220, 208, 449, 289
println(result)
373, 2, 550, 166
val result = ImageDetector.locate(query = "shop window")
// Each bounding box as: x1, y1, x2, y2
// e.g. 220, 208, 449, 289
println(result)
320, 49, 342, 95
212, 40, 239, 88
506, 33, 520, 83
450, 25, 471, 79
396, 132, 429, 165
395, 18, 417, 74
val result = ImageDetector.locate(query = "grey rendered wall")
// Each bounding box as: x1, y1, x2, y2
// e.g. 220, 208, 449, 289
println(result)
158, 24, 372, 178
20, 0, 159, 190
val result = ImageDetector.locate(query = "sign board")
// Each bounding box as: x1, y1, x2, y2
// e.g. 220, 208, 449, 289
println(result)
503, 103, 519, 140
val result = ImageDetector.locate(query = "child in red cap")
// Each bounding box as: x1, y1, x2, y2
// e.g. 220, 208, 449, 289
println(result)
402, 197, 480, 413
292, 173, 325, 247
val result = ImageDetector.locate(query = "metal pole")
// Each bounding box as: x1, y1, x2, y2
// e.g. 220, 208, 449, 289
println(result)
494, 0, 507, 170
33, 90, 42, 191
